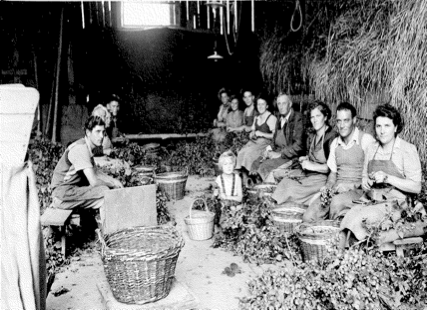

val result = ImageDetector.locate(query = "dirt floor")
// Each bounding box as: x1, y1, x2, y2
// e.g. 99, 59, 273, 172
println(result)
46, 175, 287, 310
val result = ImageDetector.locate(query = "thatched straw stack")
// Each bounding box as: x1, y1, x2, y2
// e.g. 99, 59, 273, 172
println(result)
311, 0, 427, 168
260, 0, 427, 170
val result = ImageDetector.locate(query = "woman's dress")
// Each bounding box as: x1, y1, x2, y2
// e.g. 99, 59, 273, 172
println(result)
340, 137, 423, 246
235, 113, 275, 171
272, 128, 337, 205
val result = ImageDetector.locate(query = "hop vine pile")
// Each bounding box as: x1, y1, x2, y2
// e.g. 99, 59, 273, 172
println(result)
211, 195, 301, 264
240, 243, 427, 310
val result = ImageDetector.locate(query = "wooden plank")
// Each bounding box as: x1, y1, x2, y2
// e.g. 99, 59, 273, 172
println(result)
40, 208, 73, 226
121, 133, 208, 141
393, 237, 423, 245
103, 184, 157, 235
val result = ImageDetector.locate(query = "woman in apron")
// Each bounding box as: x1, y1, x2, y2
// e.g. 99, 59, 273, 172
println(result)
340, 104, 424, 248
272, 101, 337, 205
235, 95, 277, 186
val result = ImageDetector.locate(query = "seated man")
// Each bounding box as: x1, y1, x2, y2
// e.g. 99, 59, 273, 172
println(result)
91, 104, 113, 156
50, 116, 123, 228
250, 93, 305, 183
303, 102, 375, 222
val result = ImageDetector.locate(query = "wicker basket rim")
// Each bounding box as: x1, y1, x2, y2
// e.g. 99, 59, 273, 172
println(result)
102, 226, 184, 257
296, 226, 340, 239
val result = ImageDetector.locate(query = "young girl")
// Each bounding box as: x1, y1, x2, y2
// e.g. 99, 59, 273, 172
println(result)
213, 150, 243, 203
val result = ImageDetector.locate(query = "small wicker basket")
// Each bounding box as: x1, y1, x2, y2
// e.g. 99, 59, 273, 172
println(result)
271, 202, 307, 233
134, 166, 155, 185
184, 198, 215, 241
295, 220, 340, 262
154, 169, 188, 200
101, 226, 185, 305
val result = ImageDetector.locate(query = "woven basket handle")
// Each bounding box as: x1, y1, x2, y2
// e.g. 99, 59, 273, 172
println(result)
189, 198, 209, 219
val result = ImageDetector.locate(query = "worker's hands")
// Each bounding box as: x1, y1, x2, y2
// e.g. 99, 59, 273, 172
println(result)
369, 171, 388, 184
300, 159, 313, 171
267, 151, 281, 159
362, 177, 374, 191
112, 179, 124, 189
298, 156, 308, 163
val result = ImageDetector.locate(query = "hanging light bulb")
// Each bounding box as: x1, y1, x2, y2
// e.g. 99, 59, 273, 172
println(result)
207, 51, 224, 61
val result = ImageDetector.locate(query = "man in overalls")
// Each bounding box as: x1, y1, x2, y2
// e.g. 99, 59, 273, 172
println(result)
303, 102, 375, 222
251, 93, 305, 183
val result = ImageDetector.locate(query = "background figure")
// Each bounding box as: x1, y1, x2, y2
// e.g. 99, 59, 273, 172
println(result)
91, 104, 113, 156
272, 101, 338, 205
340, 104, 424, 249
211, 88, 231, 142
225, 96, 244, 132
105, 94, 121, 139
235, 94, 277, 186
303, 102, 375, 222
251, 93, 305, 183
230, 89, 258, 133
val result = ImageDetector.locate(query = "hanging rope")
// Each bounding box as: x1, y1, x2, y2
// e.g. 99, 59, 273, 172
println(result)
290, 0, 303, 32
224, 1, 242, 56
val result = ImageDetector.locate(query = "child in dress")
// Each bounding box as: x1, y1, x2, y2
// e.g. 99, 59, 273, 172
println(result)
213, 150, 243, 203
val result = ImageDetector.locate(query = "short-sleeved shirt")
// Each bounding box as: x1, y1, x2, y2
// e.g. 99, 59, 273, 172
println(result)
362, 136, 422, 182
327, 127, 375, 173
50, 137, 95, 190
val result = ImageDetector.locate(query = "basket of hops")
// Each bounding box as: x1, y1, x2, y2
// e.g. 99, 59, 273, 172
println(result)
271, 202, 308, 233
101, 226, 185, 304
295, 220, 340, 262
184, 198, 215, 241
247, 183, 277, 199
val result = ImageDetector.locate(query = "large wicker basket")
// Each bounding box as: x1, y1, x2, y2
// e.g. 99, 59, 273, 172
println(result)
101, 226, 185, 304
184, 198, 215, 241
295, 220, 340, 262
271, 202, 307, 233
154, 169, 188, 200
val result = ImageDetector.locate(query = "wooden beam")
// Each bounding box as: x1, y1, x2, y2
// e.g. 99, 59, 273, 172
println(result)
52, 7, 64, 143
113, 133, 208, 142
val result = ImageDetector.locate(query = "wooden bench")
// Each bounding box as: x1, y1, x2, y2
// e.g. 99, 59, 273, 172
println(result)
40, 208, 73, 256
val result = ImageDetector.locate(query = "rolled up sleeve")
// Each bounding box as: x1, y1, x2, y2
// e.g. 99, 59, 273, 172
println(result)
327, 138, 339, 173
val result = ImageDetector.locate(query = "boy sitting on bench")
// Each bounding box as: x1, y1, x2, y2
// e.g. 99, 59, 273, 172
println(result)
50, 116, 123, 228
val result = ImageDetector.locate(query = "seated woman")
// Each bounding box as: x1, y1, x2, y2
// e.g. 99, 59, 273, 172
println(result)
235, 94, 277, 186
212, 88, 231, 142
271, 101, 337, 205
340, 104, 424, 248
225, 96, 244, 132
229, 89, 258, 133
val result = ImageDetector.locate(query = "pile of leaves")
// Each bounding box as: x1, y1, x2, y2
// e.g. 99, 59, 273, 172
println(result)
211, 195, 301, 265
28, 137, 65, 213
161, 136, 217, 176
110, 142, 164, 168
240, 242, 427, 310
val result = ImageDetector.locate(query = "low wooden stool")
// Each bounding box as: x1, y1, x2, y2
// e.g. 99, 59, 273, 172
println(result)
393, 237, 423, 257
40, 208, 73, 256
